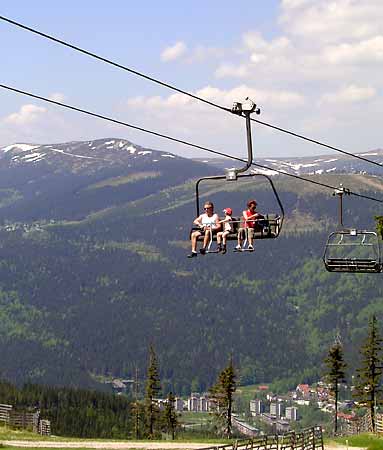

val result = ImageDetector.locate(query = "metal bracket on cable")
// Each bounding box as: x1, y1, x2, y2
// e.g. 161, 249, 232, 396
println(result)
333, 183, 351, 197
226, 97, 261, 181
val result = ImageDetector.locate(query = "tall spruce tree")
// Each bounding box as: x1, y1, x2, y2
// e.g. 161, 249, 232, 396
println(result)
354, 315, 383, 432
209, 357, 236, 438
145, 344, 161, 439
324, 338, 346, 434
163, 391, 178, 440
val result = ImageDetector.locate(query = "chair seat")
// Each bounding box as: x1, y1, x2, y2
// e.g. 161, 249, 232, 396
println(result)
325, 258, 382, 273
192, 214, 281, 241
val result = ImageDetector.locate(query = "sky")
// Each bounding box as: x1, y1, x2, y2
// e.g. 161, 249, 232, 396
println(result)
1, 0, 383, 159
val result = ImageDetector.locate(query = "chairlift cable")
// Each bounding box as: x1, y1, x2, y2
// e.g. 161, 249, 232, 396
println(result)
0, 15, 230, 114
1, 82, 382, 205
1, 14, 382, 171
251, 118, 383, 169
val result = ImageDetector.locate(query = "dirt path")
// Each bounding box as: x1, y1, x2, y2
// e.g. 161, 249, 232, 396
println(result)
0, 441, 366, 450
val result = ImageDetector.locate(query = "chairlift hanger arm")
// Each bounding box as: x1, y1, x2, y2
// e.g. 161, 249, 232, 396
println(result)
226, 99, 261, 179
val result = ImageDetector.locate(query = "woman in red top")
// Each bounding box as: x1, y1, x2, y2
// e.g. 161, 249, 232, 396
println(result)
236, 200, 263, 251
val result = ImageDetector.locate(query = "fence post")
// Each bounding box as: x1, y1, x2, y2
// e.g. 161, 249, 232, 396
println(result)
291, 431, 296, 450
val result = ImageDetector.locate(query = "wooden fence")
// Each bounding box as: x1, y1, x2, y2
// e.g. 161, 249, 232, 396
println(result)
339, 411, 383, 435
0, 403, 51, 436
199, 426, 323, 450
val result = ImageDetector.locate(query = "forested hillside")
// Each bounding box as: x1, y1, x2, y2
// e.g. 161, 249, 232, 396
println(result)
0, 380, 132, 437
0, 139, 382, 394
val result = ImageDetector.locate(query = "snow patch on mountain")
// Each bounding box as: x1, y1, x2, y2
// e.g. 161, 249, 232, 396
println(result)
21, 152, 46, 160
48, 148, 102, 160
252, 168, 279, 176
358, 152, 378, 156
138, 151, 152, 156
2, 144, 40, 153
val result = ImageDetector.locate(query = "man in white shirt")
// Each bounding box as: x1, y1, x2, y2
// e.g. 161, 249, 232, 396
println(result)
188, 201, 221, 258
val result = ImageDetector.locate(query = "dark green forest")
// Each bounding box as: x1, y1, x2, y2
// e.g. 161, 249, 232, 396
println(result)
0, 380, 132, 438
0, 147, 382, 395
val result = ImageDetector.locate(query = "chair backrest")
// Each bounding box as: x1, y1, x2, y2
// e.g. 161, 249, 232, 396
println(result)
266, 213, 278, 236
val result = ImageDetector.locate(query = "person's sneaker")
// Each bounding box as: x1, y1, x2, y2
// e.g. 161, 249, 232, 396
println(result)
216, 244, 222, 252
199, 247, 206, 255
248, 244, 254, 251
187, 251, 198, 258
222, 245, 227, 255
235, 244, 242, 251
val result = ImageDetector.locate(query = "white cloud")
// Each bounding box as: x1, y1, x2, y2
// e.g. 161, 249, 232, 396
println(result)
215, 64, 250, 79
280, 0, 383, 44
48, 92, 66, 102
281, 0, 315, 9
4, 104, 47, 125
323, 36, 383, 65
320, 85, 376, 104
161, 41, 187, 62
127, 85, 305, 111
242, 32, 291, 54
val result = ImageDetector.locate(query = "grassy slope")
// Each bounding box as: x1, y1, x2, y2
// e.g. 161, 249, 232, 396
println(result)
331, 434, 383, 450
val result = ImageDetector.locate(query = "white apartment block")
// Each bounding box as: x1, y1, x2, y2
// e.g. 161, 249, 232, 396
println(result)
175, 397, 184, 412
188, 396, 199, 412
250, 399, 264, 416
199, 397, 208, 412
270, 402, 283, 418
285, 407, 299, 421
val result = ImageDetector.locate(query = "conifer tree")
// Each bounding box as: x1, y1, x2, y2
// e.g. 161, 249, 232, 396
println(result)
209, 357, 236, 438
163, 391, 178, 440
324, 338, 346, 434
145, 344, 161, 439
354, 315, 383, 432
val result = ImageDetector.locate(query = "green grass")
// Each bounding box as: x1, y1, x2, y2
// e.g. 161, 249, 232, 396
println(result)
179, 411, 211, 424
332, 433, 383, 450
0, 425, 51, 441
235, 384, 261, 404
0, 424, 226, 445
84, 172, 161, 190
0, 445, 145, 450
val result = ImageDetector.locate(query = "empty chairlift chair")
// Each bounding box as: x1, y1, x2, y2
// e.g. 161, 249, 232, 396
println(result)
323, 185, 382, 273
323, 229, 382, 273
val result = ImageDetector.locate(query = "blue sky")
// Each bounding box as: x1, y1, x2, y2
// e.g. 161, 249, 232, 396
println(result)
1, 0, 383, 159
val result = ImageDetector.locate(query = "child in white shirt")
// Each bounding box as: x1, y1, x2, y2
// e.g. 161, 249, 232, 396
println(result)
216, 208, 233, 254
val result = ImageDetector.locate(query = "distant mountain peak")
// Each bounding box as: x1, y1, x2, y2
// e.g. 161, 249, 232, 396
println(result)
0, 138, 184, 169
1, 143, 41, 153
197, 148, 383, 177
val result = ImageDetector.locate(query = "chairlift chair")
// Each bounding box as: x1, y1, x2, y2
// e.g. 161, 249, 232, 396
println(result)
323, 185, 382, 273
190, 99, 284, 254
